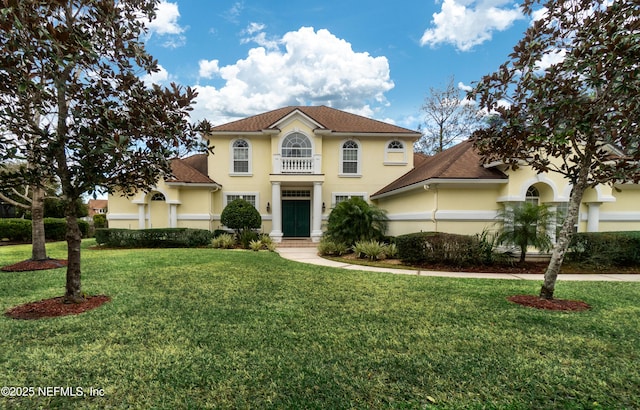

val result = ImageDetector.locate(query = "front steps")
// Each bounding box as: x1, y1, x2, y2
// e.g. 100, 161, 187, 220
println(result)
276, 238, 317, 248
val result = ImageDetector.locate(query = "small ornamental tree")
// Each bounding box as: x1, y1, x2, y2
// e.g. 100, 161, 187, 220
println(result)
497, 202, 554, 263
326, 197, 388, 246
220, 199, 262, 234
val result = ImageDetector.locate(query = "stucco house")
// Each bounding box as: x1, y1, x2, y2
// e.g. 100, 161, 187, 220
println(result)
107, 106, 640, 241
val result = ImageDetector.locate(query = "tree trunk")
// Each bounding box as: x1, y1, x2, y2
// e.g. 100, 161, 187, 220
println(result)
30, 185, 48, 261
64, 202, 85, 304
540, 167, 589, 300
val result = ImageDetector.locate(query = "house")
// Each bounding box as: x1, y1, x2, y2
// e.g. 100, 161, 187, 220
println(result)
107, 106, 421, 241
371, 139, 640, 237
107, 106, 640, 240
87, 199, 108, 218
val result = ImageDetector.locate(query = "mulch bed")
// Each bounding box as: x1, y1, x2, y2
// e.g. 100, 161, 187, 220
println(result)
1, 258, 68, 272
508, 295, 591, 311
4, 295, 111, 320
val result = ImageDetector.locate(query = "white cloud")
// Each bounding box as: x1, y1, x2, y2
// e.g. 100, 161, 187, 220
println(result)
142, 65, 170, 86
198, 60, 220, 79
458, 82, 473, 92
420, 0, 523, 51
140, 1, 187, 48
241, 23, 279, 50
190, 27, 394, 125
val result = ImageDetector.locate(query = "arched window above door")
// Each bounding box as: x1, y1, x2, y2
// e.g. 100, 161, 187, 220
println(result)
281, 133, 312, 158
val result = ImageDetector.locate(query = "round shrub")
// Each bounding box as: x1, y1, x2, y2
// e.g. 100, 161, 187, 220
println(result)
220, 199, 261, 233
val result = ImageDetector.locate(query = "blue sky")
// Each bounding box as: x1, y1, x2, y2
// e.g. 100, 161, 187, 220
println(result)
141, 0, 533, 130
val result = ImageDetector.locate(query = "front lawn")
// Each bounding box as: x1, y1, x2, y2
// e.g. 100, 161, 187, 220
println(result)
1, 241, 639, 409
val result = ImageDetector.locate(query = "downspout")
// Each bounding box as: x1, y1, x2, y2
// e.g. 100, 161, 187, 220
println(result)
210, 186, 220, 231
424, 183, 439, 232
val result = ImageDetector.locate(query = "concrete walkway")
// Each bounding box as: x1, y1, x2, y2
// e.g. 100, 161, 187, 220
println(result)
276, 247, 640, 282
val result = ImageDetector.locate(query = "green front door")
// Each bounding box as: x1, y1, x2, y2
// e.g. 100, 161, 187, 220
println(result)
282, 200, 310, 237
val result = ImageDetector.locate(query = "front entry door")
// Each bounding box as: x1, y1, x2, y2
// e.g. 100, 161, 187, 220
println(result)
282, 200, 310, 237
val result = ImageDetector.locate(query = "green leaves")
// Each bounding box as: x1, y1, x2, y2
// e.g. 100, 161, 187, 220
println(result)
326, 198, 388, 246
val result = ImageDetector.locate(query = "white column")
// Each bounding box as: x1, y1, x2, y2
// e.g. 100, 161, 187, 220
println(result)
137, 204, 146, 229
270, 182, 283, 242
311, 181, 323, 242
169, 204, 178, 228
587, 203, 601, 232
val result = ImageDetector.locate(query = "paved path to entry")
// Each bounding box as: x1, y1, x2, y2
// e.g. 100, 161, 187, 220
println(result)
276, 247, 640, 282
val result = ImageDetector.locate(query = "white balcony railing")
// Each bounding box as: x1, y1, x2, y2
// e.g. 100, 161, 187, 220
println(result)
273, 154, 322, 174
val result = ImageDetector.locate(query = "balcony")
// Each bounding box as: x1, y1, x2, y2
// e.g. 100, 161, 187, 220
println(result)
273, 154, 322, 174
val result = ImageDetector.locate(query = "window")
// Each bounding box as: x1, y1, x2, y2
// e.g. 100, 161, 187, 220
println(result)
232, 139, 250, 174
226, 194, 257, 208
384, 139, 407, 165
333, 193, 366, 207
151, 193, 165, 201
525, 186, 540, 206
282, 190, 311, 198
340, 140, 360, 175
282, 133, 312, 158
387, 140, 404, 150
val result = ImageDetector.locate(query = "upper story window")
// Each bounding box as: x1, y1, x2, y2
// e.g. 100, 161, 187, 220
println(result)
387, 140, 404, 150
384, 140, 407, 165
340, 140, 360, 176
282, 133, 312, 158
231, 139, 251, 175
151, 193, 166, 201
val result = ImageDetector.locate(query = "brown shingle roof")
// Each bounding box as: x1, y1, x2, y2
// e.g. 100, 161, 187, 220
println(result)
209, 106, 420, 135
372, 140, 507, 197
168, 155, 219, 185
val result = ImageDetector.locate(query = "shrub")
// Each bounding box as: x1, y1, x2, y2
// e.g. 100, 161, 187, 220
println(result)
237, 229, 259, 249
317, 237, 349, 256
325, 198, 388, 246
0, 218, 89, 242
220, 199, 261, 234
0, 219, 31, 241
353, 240, 387, 261
384, 242, 398, 259
93, 214, 108, 229
568, 231, 640, 267
95, 228, 213, 248
396, 232, 487, 267
211, 233, 236, 249
249, 239, 263, 251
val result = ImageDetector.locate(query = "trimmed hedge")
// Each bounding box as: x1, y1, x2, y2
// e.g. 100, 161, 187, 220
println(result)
396, 231, 485, 266
0, 218, 89, 242
568, 231, 640, 267
95, 228, 213, 248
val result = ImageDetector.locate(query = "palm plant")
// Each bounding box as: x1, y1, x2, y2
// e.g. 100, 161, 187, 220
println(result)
497, 202, 554, 263
326, 198, 388, 246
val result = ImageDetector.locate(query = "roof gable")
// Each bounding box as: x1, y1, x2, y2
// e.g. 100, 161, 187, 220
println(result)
372, 140, 507, 198
208, 106, 420, 136
168, 155, 219, 185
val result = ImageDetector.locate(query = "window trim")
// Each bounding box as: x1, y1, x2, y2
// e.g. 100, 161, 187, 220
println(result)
229, 138, 252, 176
384, 139, 407, 165
224, 192, 260, 210
280, 132, 313, 158
331, 192, 368, 208
339, 139, 361, 177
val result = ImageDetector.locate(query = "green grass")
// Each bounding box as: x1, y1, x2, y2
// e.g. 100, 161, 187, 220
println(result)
1, 241, 639, 409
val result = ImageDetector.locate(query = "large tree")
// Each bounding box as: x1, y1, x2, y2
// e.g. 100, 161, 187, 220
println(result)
471, 0, 640, 299
416, 76, 484, 154
0, 0, 200, 302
